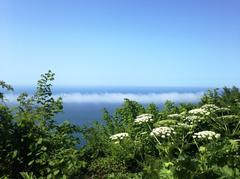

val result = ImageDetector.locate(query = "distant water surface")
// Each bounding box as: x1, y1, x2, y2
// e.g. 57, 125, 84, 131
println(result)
6, 86, 210, 126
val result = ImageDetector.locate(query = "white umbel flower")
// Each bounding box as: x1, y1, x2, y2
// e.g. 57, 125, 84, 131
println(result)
193, 131, 220, 140
188, 108, 208, 115
189, 104, 219, 116
134, 114, 153, 124
150, 127, 175, 139
110, 133, 129, 141
185, 115, 204, 124
201, 104, 219, 111
185, 115, 198, 123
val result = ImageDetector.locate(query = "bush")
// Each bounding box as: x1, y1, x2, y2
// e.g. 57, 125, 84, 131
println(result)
81, 87, 240, 178
0, 71, 85, 178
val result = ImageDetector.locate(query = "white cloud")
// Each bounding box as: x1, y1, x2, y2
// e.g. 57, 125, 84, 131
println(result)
4, 92, 204, 104
58, 92, 204, 103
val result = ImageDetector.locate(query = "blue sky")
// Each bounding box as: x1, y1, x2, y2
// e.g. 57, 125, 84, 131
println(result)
0, 0, 240, 87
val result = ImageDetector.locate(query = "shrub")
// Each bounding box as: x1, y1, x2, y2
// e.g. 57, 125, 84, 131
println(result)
0, 71, 85, 178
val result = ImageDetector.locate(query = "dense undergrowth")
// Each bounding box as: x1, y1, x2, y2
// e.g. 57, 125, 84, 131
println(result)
0, 71, 239, 178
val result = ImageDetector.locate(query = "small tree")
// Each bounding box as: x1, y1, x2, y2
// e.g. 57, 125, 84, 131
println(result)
0, 71, 85, 178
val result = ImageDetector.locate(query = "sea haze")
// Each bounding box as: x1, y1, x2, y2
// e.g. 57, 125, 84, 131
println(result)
6, 86, 210, 126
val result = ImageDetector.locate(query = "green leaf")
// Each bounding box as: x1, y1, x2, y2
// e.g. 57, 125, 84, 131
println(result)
49, 161, 55, 166
37, 138, 43, 144
41, 146, 47, 151
28, 160, 34, 166
12, 150, 18, 159
59, 159, 64, 163
53, 170, 60, 176
47, 174, 52, 179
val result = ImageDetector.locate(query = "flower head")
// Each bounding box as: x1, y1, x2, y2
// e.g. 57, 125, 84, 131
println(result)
189, 104, 219, 116
201, 104, 219, 111
184, 115, 204, 124
110, 133, 129, 141
134, 114, 153, 124
188, 108, 208, 115
150, 127, 175, 139
193, 131, 220, 140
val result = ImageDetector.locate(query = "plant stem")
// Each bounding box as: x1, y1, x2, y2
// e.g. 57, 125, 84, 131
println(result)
147, 123, 161, 145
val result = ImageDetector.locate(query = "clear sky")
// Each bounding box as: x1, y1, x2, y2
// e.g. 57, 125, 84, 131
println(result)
0, 0, 240, 87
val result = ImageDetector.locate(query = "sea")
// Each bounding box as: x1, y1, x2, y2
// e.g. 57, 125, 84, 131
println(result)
5, 86, 210, 126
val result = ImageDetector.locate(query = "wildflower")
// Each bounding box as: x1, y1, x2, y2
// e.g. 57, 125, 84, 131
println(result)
188, 104, 220, 116
150, 127, 175, 139
215, 134, 221, 139
193, 131, 220, 140
188, 108, 207, 115
201, 104, 219, 111
134, 114, 153, 124
184, 115, 204, 124
110, 133, 129, 141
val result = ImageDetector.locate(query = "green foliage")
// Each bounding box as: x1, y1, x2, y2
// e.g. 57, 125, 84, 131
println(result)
0, 71, 85, 178
1, 72, 240, 178
89, 157, 127, 178
0, 80, 13, 101
201, 86, 240, 113
81, 87, 240, 178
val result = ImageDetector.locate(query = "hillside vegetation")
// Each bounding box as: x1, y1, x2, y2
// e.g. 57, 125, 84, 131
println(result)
0, 71, 239, 178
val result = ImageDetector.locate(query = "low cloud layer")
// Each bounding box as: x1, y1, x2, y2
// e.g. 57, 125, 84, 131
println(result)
59, 92, 204, 103
5, 92, 204, 104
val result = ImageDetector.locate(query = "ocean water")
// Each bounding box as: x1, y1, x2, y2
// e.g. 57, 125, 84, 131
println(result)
6, 86, 210, 126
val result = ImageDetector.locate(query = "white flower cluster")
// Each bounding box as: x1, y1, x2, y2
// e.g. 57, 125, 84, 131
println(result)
185, 115, 204, 124
134, 114, 153, 124
168, 114, 181, 118
193, 131, 220, 140
150, 127, 176, 139
110, 133, 129, 141
188, 104, 221, 116
201, 104, 219, 111
188, 108, 209, 115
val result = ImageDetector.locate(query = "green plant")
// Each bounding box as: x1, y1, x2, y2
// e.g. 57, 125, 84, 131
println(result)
0, 71, 85, 178
1, 72, 240, 178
